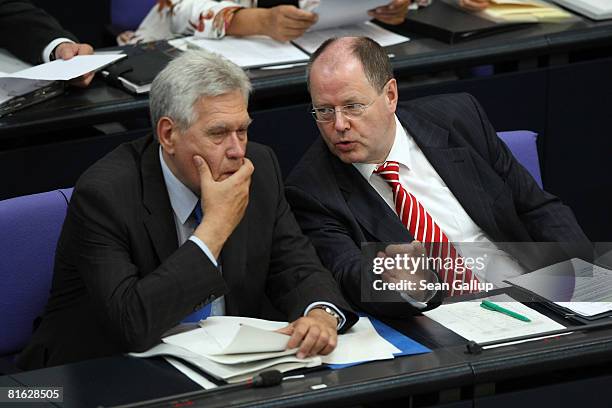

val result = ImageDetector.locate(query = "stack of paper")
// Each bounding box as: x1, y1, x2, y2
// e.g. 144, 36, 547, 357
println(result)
506, 258, 612, 319
423, 294, 566, 345
550, 0, 612, 21
478, 0, 574, 22
1, 54, 125, 116
131, 316, 405, 384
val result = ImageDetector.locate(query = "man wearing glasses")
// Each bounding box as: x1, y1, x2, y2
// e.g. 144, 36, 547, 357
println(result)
285, 37, 589, 318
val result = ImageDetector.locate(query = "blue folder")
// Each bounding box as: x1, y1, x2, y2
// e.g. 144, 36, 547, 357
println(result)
327, 315, 431, 370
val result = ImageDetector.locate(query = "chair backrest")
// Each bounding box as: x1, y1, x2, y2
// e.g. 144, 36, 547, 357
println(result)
0, 189, 72, 356
111, 0, 156, 31
497, 130, 543, 188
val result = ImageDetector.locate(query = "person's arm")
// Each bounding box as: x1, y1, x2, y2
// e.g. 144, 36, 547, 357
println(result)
64, 177, 229, 352
459, 0, 490, 11
0, 0, 77, 64
228, 5, 317, 42
285, 181, 441, 319
258, 146, 358, 356
368, 0, 410, 25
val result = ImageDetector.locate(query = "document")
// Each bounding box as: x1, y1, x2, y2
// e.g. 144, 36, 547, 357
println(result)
186, 36, 309, 68
550, 0, 612, 20
0, 54, 125, 81
293, 22, 409, 54
303, 0, 389, 31
506, 258, 612, 318
131, 316, 426, 385
476, 0, 574, 22
423, 294, 566, 344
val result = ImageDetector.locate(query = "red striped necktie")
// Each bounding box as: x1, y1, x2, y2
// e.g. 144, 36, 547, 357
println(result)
374, 161, 480, 296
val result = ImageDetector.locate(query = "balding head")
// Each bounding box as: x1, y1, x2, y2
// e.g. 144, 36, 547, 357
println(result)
307, 37, 393, 92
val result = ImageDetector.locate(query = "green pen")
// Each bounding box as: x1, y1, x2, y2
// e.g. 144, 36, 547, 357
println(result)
480, 300, 531, 322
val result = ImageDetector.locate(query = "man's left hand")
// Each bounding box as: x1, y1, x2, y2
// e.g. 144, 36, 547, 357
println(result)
54, 42, 95, 88
277, 309, 338, 359
368, 0, 410, 25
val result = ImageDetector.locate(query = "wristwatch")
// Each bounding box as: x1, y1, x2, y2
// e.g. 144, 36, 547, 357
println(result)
310, 305, 342, 327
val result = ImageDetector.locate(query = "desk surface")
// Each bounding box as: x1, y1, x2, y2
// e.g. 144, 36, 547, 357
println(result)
5, 307, 612, 408
1, 16, 612, 140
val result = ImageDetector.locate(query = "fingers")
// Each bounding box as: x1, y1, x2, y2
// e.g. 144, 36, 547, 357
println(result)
279, 5, 318, 23
287, 317, 338, 358
460, 0, 490, 11
68, 71, 95, 88
368, 0, 409, 24
193, 155, 214, 189
276, 323, 294, 335
55, 42, 94, 60
385, 241, 426, 257
287, 318, 337, 358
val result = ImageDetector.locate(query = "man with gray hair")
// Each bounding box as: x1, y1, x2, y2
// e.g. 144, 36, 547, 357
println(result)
18, 50, 357, 370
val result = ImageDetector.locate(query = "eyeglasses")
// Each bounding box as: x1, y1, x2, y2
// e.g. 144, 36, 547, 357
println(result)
311, 100, 376, 123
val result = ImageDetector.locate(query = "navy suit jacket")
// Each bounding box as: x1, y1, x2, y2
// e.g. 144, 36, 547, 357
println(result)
285, 93, 590, 318
0, 0, 77, 64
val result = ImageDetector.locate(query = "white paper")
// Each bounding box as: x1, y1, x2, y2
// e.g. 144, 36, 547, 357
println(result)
506, 258, 612, 317
0, 54, 125, 81
550, 0, 612, 20
163, 318, 291, 356
130, 342, 320, 382
293, 22, 409, 54
423, 294, 566, 344
164, 357, 219, 389
307, 0, 389, 31
320, 316, 400, 365
186, 36, 309, 68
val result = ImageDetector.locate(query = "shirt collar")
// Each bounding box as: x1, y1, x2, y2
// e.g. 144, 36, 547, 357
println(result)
353, 114, 412, 181
159, 146, 198, 225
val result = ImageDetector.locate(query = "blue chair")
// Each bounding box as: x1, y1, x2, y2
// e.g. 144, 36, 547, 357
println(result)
111, 0, 156, 31
0, 189, 72, 373
497, 130, 543, 188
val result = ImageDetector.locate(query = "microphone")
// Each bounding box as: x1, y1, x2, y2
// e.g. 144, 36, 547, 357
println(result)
104, 370, 284, 408
251, 370, 284, 388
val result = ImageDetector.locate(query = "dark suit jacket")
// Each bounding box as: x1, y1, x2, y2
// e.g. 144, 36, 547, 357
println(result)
0, 0, 77, 64
18, 136, 356, 370
285, 93, 591, 318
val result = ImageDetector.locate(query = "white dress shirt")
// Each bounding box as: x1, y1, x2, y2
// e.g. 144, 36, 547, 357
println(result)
159, 147, 346, 327
354, 115, 525, 288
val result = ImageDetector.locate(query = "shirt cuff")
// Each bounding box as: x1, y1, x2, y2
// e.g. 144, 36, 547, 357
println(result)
398, 268, 440, 308
304, 302, 347, 331
42, 38, 75, 63
188, 235, 218, 267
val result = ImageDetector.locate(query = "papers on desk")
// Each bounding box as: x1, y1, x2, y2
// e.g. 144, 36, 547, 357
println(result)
131, 316, 429, 386
477, 0, 574, 22
423, 294, 566, 344
1, 54, 125, 112
293, 22, 410, 54
550, 0, 612, 21
186, 36, 309, 69
305, 0, 389, 31
1, 54, 125, 81
506, 258, 612, 320
185, 24, 409, 68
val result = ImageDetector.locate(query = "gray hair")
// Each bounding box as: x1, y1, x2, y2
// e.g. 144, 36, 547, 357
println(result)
149, 50, 252, 136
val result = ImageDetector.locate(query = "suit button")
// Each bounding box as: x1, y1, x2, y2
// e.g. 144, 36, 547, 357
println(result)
193, 302, 204, 312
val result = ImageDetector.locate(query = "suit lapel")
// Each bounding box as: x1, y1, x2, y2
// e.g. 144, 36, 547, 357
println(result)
219, 212, 248, 316
397, 108, 499, 237
331, 156, 413, 243
140, 138, 179, 263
